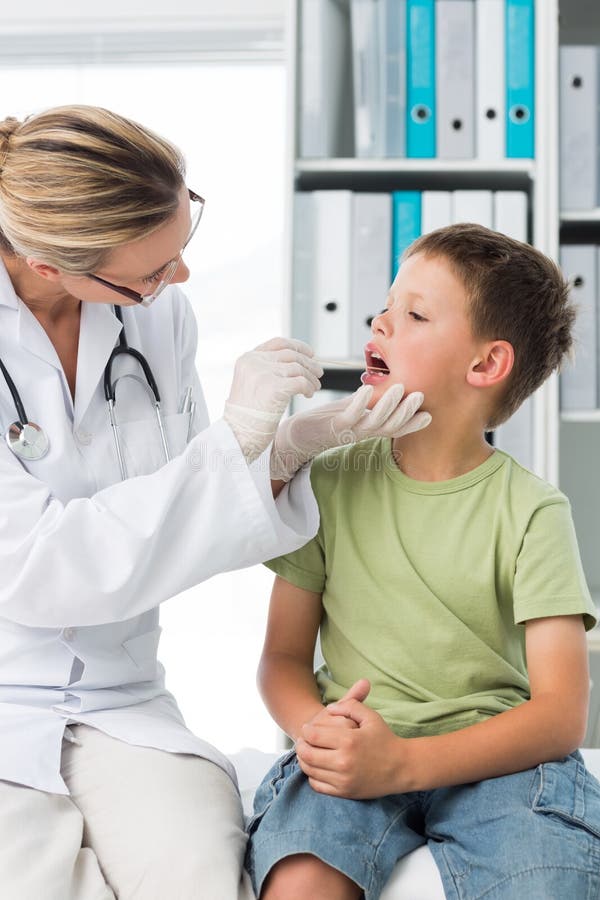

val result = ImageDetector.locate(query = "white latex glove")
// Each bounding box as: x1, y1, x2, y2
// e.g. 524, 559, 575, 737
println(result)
223, 337, 323, 465
270, 383, 431, 482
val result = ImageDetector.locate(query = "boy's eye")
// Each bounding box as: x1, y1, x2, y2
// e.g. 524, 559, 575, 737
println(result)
409, 311, 427, 322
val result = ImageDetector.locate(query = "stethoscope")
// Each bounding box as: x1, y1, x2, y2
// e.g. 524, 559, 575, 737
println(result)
0, 305, 171, 479
105, 305, 171, 480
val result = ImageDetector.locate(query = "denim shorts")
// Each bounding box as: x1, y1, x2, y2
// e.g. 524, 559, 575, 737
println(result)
245, 748, 600, 900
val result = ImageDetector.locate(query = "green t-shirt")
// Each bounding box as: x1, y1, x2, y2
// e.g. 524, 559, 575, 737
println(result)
266, 439, 597, 739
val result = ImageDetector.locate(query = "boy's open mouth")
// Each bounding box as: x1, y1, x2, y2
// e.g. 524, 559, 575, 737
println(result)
364, 345, 391, 376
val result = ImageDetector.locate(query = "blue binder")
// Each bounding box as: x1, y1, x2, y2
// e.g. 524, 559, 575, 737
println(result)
505, 0, 535, 158
407, 0, 436, 158
392, 192, 422, 279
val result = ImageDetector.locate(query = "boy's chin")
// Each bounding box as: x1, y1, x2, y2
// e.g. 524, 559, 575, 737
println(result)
361, 373, 403, 409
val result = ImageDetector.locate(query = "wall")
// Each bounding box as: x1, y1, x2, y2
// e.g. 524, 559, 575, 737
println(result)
0, 1, 285, 32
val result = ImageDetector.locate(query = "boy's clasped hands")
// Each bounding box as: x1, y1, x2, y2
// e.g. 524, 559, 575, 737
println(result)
295, 678, 413, 800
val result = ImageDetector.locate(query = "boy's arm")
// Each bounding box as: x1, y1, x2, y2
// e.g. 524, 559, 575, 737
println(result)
258, 574, 329, 741
296, 613, 589, 798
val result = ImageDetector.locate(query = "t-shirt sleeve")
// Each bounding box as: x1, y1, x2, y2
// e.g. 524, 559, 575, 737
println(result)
264, 532, 326, 594
513, 499, 597, 631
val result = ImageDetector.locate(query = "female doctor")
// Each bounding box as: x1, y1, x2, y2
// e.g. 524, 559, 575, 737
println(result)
0, 105, 428, 900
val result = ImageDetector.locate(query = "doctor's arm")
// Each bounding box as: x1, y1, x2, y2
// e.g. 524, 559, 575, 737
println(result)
0, 302, 323, 628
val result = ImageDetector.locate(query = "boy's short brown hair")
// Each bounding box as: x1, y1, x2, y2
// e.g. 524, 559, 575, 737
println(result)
404, 223, 575, 428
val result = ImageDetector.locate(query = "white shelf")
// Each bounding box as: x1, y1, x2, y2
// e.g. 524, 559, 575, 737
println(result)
561, 209, 600, 223
296, 158, 537, 177
561, 411, 600, 424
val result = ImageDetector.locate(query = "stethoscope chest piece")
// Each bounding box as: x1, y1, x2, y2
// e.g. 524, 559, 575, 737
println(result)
6, 421, 50, 460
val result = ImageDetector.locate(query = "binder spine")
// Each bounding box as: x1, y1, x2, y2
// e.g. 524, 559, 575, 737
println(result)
505, 0, 535, 159
350, 193, 392, 358
312, 191, 353, 359
291, 193, 315, 345
559, 46, 600, 212
350, 0, 384, 159
384, 0, 407, 158
435, 0, 475, 159
476, 0, 505, 160
392, 191, 422, 279
559, 245, 598, 412
407, 0, 436, 158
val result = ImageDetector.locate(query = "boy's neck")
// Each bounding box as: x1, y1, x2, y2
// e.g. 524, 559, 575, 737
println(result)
391, 424, 493, 482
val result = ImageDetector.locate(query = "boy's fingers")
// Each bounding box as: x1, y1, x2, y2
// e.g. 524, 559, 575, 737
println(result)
299, 726, 344, 753
325, 698, 370, 726
337, 678, 371, 705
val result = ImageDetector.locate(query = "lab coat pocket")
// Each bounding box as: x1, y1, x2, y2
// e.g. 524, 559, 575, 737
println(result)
114, 411, 192, 478
122, 626, 162, 682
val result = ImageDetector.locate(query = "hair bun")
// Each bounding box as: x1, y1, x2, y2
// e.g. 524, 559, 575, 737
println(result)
0, 116, 21, 171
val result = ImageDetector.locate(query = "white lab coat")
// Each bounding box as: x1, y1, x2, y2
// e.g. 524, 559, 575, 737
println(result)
0, 260, 318, 795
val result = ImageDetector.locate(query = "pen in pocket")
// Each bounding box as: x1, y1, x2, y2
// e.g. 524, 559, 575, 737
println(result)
180, 386, 193, 415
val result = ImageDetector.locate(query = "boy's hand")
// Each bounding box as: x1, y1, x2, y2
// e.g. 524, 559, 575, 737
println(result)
296, 694, 410, 799
270, 383, 431, 482
303, 678, 372, 732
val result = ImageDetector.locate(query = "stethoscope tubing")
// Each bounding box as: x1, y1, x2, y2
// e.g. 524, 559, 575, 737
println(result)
0, 356, 28, 425
1, 304, 172, 473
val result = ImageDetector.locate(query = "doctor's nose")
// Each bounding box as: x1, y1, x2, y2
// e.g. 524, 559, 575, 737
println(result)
172, 258, 190, 285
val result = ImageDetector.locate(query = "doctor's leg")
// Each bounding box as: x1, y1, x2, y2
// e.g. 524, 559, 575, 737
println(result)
0, 775, 115, 900
61, 724, 255, 900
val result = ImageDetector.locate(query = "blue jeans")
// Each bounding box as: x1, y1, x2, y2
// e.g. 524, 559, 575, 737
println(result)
245, 749, 600, 899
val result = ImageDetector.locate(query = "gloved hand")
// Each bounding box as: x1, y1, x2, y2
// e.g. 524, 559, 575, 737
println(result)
224, 337, 323, 465
270, 382, 431, 482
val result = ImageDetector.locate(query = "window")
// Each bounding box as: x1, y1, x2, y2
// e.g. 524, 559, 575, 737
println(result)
3, 60, 286, 753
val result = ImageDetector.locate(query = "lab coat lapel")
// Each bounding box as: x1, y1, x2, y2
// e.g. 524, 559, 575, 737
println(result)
73, 302, 123, 429
17, 303, 62, 371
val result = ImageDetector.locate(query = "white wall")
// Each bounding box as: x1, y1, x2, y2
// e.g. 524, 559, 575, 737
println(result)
0, 0, 285, 32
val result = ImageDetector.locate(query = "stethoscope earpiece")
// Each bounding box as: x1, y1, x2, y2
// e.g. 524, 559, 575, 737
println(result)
5, 421, 50, 461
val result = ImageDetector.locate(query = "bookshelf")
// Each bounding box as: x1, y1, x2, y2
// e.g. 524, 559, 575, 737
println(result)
557, 0, 600, 730
285, 0, 557, 471
284, 0, 600, 742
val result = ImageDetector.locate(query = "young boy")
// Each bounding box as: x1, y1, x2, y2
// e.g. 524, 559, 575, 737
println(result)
245, 224, 600, 900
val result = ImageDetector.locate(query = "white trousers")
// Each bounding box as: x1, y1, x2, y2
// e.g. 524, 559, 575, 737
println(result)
0, 724, 256, 900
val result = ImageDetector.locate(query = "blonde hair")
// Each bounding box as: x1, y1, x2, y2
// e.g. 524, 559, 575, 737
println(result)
0, 105, 185, 273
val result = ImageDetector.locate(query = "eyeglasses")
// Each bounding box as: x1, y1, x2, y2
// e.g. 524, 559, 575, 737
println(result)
86, 188, 205, 307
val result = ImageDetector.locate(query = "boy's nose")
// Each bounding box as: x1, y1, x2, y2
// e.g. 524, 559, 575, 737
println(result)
371, 310, 390, 335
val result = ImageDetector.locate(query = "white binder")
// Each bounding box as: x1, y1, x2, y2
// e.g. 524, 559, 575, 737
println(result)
493, 192, 528, 241
435, 0, 476, 158
560, 245, 597, 411
476, 0, 505, 160
350, 0, 385, 158
452, 191, 493, 227
300, 0, 353, 158
384, 0, 407, 157
291, 193, 315, 345
559, 46, 600, 211
350, 193, 392, 358
350, 0, 407, 158
312, 191, 353, 359
421, 191, 452, 234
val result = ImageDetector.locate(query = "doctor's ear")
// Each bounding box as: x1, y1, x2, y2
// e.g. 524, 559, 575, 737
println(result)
25, 258, 63, 282
467, 340, 514, 389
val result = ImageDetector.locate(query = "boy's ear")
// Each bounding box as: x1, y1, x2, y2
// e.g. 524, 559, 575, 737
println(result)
467, 340, 514, 388
25, 257, 63, 282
